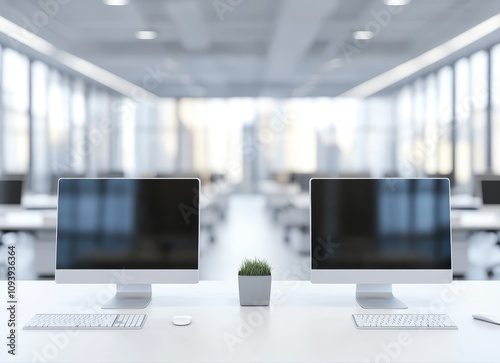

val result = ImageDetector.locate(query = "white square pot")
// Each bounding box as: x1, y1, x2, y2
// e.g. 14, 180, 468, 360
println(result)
238, 275, 272, 306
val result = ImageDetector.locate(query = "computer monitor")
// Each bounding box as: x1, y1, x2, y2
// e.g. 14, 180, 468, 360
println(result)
474, 173, 500, 198
310, 178, 452, 309
481, 180, 500, 207
55, 178, 200, 309
0, 180, 23, 205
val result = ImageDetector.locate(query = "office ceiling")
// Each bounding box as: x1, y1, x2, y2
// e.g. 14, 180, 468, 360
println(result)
1, 0, 500, 98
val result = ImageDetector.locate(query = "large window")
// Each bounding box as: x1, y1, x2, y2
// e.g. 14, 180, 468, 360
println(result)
454, 58, 472, 189
109, 95, 126, 173
94, 90, 111, 175
0, 39, 498, 194
436, 66, 453, 176
283, 99, 318, 173
178, 98, 249, 182
257, 99, 287, 175
122, 99, 136, 176
0, 46, 166, 190
387, 46, 497, 189
1, 48, 30, 174
412, 79, 425, 175
70, 79, 86, 175
135, 102, 157, 176
31, 61, 50, 192
492, 45, 500, 174
85, 88, 114, 177
329, 98, 362, 173
48, 70, 71, 177
470, 51, 488, 174
424, 74, 438, 175
396, 86, 413, 176
361, 97, 393, 176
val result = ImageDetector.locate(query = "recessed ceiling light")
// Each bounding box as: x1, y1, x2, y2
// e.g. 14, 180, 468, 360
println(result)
383, 0, 411, 5
135, 31, 157, 40
103, 0, 129, 6
352, 30, 374, 40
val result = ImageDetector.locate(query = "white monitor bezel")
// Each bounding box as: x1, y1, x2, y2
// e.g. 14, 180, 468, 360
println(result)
55, 178, 200, 285
309, 177, 453, 284
55, 269, 199, 284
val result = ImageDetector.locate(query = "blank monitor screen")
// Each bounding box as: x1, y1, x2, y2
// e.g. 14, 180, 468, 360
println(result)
311, 179, 451, 270
56, 179, 199, 270
481, 180, 500, 205
0, 180, 23, 205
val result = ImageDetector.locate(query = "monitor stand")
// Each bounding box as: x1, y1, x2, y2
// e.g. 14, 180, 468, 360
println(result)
356, 284, 407, 309
102, 284, 152, 309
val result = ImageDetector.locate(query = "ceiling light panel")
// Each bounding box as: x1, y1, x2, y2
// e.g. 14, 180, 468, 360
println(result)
135, 30, 157, 40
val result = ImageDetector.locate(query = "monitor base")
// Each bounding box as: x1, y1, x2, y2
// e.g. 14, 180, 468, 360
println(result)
356, 284, 407, 309
102, 284, 152, 309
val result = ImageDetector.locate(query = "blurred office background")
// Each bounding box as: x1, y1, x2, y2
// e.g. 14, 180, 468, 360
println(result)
0, 0, 499, 280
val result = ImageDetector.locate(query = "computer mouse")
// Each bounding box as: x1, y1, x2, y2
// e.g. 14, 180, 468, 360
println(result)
173, 315, 192, 326
472, 314, 500, 325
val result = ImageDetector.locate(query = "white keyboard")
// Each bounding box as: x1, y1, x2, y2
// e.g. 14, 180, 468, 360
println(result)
352, 314, 458, 329
24, 314, 146, 330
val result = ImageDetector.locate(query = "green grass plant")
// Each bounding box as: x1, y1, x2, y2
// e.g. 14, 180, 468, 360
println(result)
238, 257, 272, 276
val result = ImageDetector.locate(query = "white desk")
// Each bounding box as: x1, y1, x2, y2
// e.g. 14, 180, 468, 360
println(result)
4, 280, 500, 362
0, 209, 56, 231
452, 209, 500, 231
21, 193, 58, 210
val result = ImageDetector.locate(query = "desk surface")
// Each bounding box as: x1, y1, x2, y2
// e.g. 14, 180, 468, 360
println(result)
452, 209, 500, 231
0, 208, 56, 231
3, 280, 500, 362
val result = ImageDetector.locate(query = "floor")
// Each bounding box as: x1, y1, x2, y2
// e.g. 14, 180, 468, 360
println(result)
2, 194, 500, 281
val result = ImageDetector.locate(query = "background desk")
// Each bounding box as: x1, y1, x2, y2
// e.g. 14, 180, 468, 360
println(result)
3, 280, 500, 362
0, 209, 57, 277
451, 209, 500, 276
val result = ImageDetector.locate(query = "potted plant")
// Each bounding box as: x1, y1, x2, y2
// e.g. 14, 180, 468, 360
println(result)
238, 257, 272, 306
